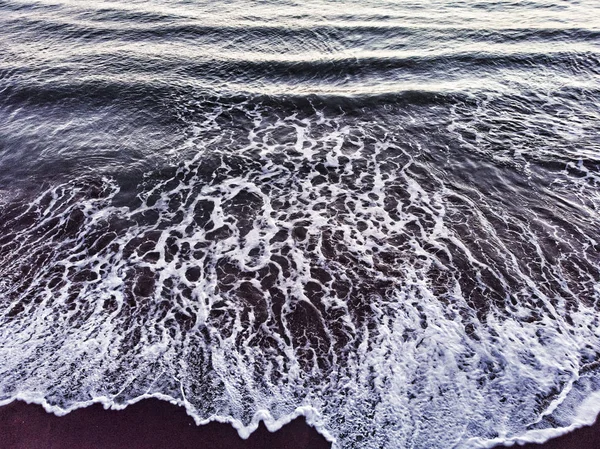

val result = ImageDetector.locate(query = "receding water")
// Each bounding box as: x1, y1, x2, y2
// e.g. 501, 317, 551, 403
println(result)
1, 1, 600, 447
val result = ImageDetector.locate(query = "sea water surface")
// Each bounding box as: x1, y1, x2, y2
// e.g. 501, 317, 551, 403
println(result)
1, 0, 600, 447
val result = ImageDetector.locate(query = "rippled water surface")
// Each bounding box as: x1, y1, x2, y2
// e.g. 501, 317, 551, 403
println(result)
1, 1, 600, 447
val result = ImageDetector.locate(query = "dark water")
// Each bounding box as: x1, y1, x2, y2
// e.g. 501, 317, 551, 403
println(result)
1, 1, 600, 447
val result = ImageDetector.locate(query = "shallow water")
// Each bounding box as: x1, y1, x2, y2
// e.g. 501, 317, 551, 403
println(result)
1, 0, 600, 447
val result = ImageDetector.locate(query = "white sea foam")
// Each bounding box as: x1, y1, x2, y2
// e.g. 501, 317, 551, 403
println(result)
0, 97, 599, 449
0, 392, 337, 444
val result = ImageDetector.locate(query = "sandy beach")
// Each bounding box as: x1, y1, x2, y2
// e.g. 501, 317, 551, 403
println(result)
0, 399, 598, 449
0, 399, 330, 449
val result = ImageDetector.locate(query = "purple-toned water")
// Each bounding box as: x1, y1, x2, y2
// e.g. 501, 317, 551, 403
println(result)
1, 1, 599, 447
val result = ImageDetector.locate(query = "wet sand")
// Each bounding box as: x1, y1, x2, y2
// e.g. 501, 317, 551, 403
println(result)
500, 418, 600, 449
0, 399, 598, 449
0, 399, 331, 449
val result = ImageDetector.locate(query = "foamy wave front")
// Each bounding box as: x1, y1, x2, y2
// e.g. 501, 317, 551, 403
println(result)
1, 98, 599, 448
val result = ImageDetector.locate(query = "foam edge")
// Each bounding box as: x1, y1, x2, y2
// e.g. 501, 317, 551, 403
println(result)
0, 393, 337, 447
465, 391, 600, 448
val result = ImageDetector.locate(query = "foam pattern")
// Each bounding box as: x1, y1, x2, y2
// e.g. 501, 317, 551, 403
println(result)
1, 95, 599, 448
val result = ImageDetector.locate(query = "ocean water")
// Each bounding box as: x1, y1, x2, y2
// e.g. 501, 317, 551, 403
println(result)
1, 0, 599, 447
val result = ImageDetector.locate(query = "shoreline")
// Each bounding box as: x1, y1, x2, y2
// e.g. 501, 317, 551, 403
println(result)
1, 398, 600, 448
0, 398, 331, 449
